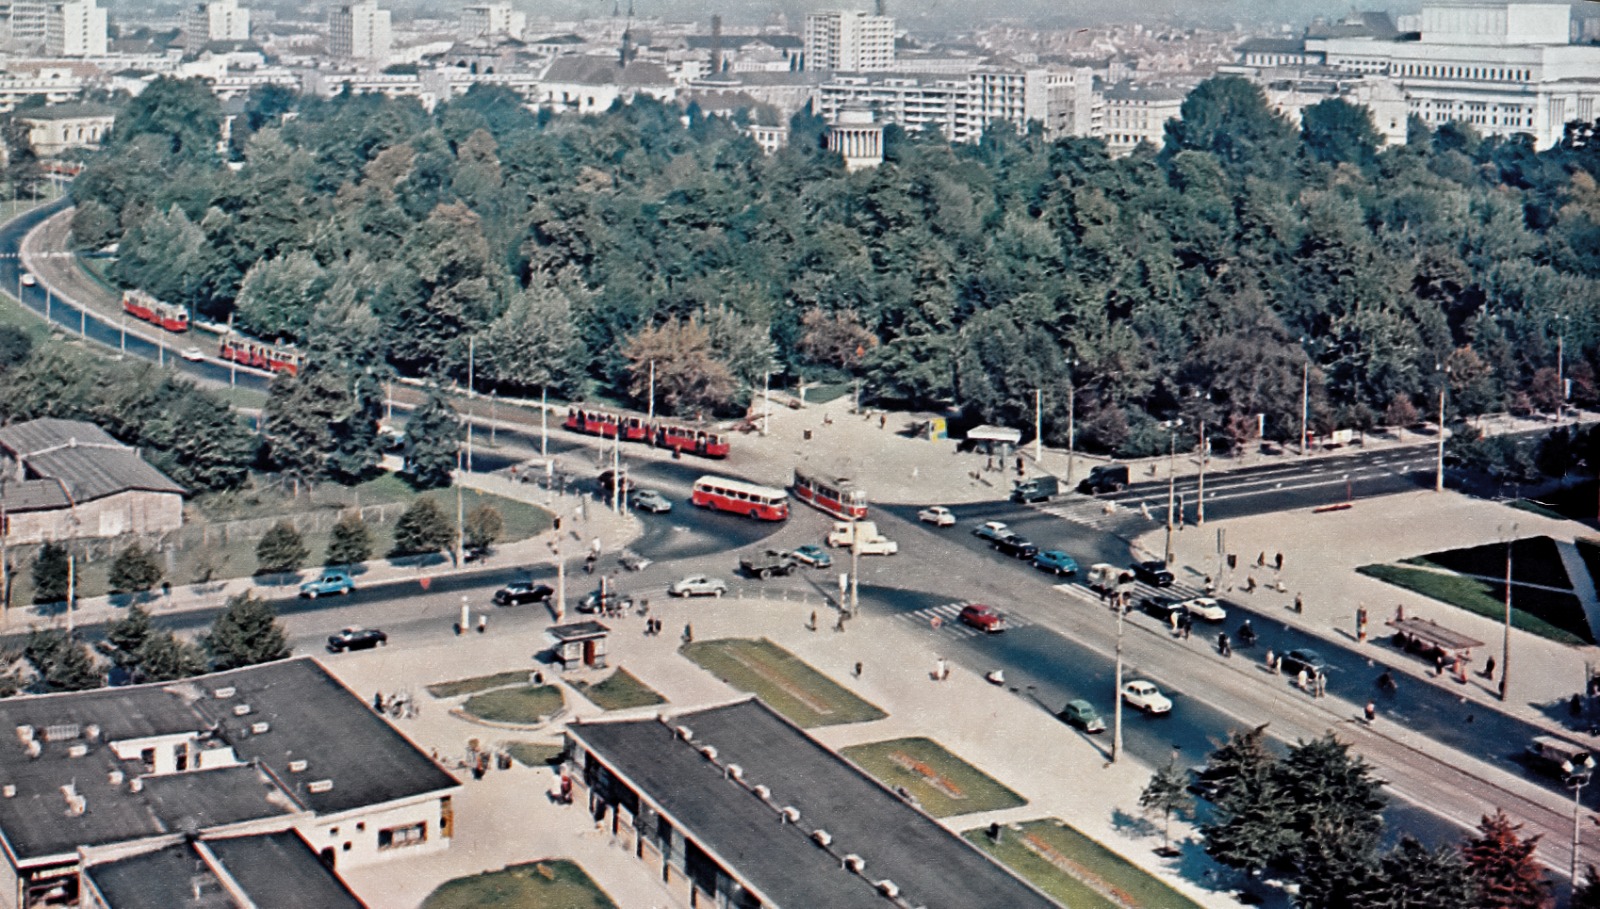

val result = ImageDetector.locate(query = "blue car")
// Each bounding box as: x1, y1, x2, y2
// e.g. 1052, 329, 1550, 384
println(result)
1032, 550, 1079, 577
300, 570, 355, 598
792, 544, 833, 568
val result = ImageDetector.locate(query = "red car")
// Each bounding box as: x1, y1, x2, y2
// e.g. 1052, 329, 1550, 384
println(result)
958, 604, 1008, 633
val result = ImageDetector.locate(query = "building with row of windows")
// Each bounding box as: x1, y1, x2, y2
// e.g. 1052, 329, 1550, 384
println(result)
183, 0, 249, 53
803, 9, 895, 72
813, 65, 1098, 145
328, 0, 390, 63
2, 0, 103, 56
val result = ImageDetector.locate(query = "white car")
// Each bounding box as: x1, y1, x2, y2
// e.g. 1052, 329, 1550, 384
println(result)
1122, 680, 1173, 715
669, 575, 727, 598
918, 506, 956, 527
179, 346, 205, 362
972, 521, 1011, 542
1178, 597, 1227, 623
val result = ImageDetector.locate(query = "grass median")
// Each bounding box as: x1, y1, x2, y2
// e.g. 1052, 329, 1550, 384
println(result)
840, 736, 1025, 818
460, 685, 565, 725
428, 670, 534, 699
965, 819, 1204, 909
1357, 563, 1590, 645
681, 638, 885, 728
421, 860, 615, 909
570, 668, 665, 710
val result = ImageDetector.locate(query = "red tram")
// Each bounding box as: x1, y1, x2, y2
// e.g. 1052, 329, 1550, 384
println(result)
219, 337, 304, 376
792, 469, 868, 520
122, 290, 189, 333
563, 406, 730, 459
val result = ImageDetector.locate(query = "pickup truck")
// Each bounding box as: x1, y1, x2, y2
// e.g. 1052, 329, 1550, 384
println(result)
1086, 563, 1129, 594
741, 549, 800, 579
826, 520, 899, 555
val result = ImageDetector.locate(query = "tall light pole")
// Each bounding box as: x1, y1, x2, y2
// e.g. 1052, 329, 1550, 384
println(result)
848, 512, 860, 617
1164, 425, 1178, 565
465, 338, 475, 473
1500, 522, 1516, 701
1566, 756, 1595, 884
648, 360, 656, 424
1111, 586, 1126, 763
1196, 419, 1207, 526
1558, 318, 1569, 421
1299, 359, 1309, 457
455, 448, 465, 568
762, 370, 770, 437
1436, 364, 1448, 493
540, 386, 548, 458
1034, 388, 1043, 463
1066, 363, 1077, 485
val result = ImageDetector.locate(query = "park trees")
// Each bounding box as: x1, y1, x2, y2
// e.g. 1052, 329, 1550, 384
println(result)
31, 543, 69, 605
23, 629, 101, 692
621, 317, 737, 415
205, 592, 290, 671
1138, 758, 1194, 856
255, 521, 309, 575
463, 503, 503, 555
109, 543, 164, 596
326, 515, 373, 566
1462, 810, 1553, 909
390, 496, 454, 557
402, 388, 462, 489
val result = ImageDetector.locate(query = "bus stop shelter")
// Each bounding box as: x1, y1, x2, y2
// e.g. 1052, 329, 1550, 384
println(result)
964, 425, 1022, 456
1386, 615, 1484, 664
547, 621, 611, 671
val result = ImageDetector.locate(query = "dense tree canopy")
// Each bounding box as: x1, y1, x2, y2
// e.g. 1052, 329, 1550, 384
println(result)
67, 77, 1600, 455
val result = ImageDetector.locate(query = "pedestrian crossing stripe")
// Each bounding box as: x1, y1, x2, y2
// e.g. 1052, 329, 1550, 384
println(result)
897, 602, 1034, 635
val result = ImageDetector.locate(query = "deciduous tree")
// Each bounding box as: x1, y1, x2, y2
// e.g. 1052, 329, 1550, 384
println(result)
390, 496, 454, 557
1139, 758, 1194, 856
402, 388, 462, 489
622, 317, 736, 415
463, 503, 503, 554
205, 592, 290, 671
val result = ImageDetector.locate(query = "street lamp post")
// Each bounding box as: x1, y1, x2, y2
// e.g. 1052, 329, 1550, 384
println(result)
1111, 586, 1127, 763
1500, 522, 1517, 701
1436, 364, 1448, 493
1034, 388, 1042, 463
1066, 363, 1077, 485
1566, 755, 1596, 884
1299, 359, 1309, 457
849, 512, 860, 618
1196, 420, 1206, 526
1164, 421, 1180, 565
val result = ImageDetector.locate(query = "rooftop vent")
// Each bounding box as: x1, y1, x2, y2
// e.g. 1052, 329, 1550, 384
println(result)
675, 725, 693, 741
875, 880, 900, 899
699, 745, 718, 762
250, 722, 270, 735
213, 687, 236, 699
232, 704, 251, 717
726, 763, 743, 781
44, 723, 79, 742
129, 779, 143, 793
65, 793, 85, 817
307, 779, 334, 794
811, 828, 833, 847
288, 759, 308, 773
843, 854, 865, 873
24, 741, 40, 759
752, 784, 771, 801
780, 806, 800, 824
67, 744, 88, 758
83, 724, 99, 742
107, 771, 123, 786
15, 726, 32, 743
2, 785, 14, 798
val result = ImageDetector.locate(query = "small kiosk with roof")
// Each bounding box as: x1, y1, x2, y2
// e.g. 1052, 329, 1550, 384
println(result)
546, 621, 610, 671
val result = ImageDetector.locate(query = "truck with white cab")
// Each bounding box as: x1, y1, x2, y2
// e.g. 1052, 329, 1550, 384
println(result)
826, 520, 899, 555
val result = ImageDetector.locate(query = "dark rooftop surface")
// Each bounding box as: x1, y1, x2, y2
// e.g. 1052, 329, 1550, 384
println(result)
86, 844, 239, 909
571, 699, 1060, 909
542, 55, 673, 86
549, 620, 609, 641
206, 831, 368, 909
0, 417, 185, 502
0, 659, 455, 861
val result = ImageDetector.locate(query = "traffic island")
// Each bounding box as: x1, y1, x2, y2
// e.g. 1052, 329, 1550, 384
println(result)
839, 736, 1025, 818
427, 670, 535, 699
420, 859, 616, 909
569, 667, 666, 710
963, 819, 1205, 909
457, 685, 566, 726
680, 637, 886, 727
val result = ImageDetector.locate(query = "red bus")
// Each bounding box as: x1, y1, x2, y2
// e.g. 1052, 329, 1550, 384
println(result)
122, 290, 189, 333
219, 337, 304, 376
691, 475, 789, 521
792, 469, 867, 520
565, 406, 649, 442
654, 420, 730, 459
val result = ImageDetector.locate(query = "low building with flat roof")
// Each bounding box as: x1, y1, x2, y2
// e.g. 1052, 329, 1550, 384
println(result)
0, 418, 185, 544
565, 697, 1061, 909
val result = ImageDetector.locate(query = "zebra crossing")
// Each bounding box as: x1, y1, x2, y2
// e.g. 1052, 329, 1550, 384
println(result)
1036, 495, 1162, 531
896, 601, 1035, 638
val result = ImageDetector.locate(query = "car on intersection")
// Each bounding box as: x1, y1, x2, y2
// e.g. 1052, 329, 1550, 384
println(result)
1058, 699, 1106, 733
1032, 550, 1079, 576
973, 521, 1012, 542
918, 506, 956, 527
1129, 560, 1175, 587
326, 627, 386, 653
1122, 680, 1172, 715
992, 535, 1039, 560
792, 544, 833, 568
631, 489, 673, 513
494, 581, 553, 606
1278, 648, 1327, 680
670, 575, 727, 598
1139, 596, 1185, 623
958, 603, 1008, 633
1177, 597, 1226, 622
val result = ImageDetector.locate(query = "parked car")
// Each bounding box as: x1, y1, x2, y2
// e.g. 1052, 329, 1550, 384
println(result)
580, 588, 634, 614
179, 346, 205, 362
1139, 596, 1185, 623
670, 575, 727, 598
1122, 680, 1173, 714
792, 544, 833, 568
972, 521, 1011, 542
1278, 648, 1327, 680
598, 468, 634, 495
631, 489, 673, 513
1129, 560, 1175, 587
1058, 699, 1106, 733
300, 570, 354, 599
958, 603, 1008, 633
1177, 597, 1227, 622
327, 627, 386, 653
19, 273, 35, 287
494, 581, 553, 606
1032, 550, 1079, 576
918, 506, 956, 527
1527, 735, 1595, 778
992, 535, 1039, 560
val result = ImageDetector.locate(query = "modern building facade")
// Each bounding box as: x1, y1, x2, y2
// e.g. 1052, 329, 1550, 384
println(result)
45, 0, 104, 57
184, 0, 249, 52
329, 0, 390, 63
816, 65, 1097, 145
803, 9, 895, 72
459, 2, 523, 40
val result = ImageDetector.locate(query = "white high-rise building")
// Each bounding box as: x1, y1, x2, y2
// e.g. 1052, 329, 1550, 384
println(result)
2, 0, 51, 47
815, 66, 1098, 145
330, 0, 390, 62
47, 0, 104, 56
185, 0, 250, 51
804, 10, 895, 72
459, 2, 523, 39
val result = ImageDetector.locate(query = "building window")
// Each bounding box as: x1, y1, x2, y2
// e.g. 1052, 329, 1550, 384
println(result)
378, 822, 427, 850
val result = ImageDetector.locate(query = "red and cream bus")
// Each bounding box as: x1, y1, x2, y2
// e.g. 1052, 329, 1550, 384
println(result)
792, 469, 867, 520
122, 290, 189, 333
563, 405, 731, 459
654, 420, 730, 459
691, 475, 789, 521
219, 337, 304, 376
565, 406, 650, 443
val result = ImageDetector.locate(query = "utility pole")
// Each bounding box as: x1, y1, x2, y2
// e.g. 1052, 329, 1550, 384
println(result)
1196, 422, 1206, 526
1111, 588, 1126, 763
65, 548, 74, 636
1034, 388, 1042, 463
1558, 329, 1567, 421
1299, 360, 1309, 457
465, 338, 475, 473
540, 386, 548, 458
1164, 427, 1177, 564
455, 449, 465, 568
1436, 366, 1447, 493
762, 370, 771, 437
1501, 522, 1516, 702
611, 431, 621, 514
849, 512, 860, 617
1066, 367, 1076, 485
119, 313, 125, 356
648, 360, 656, 424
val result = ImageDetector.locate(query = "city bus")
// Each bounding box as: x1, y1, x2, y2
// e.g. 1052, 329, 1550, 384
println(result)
691, 475, 789, 521
791, 469, 867, 520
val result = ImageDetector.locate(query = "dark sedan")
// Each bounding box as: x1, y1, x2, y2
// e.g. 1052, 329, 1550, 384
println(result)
327, 628, 387, 653
1129, 560, 1175, 587
993, 535, 1040, 560
494, 581, 554, 606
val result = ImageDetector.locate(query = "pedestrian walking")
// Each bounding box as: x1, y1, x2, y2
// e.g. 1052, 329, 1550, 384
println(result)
1218, 632, 1231, 658
1364, 701, 1377, 724
1265, 649, 1277, 673
1316, 673, 1327, 698
1294, 593, 1304, 614
1181, 615, 1192, 640
1297, 668, 1309, 692
936, 657, 948, 681
477, 615, 487, 634
1483, 656, 1496, 679
808, 610, 818, 631
1357, 605, 1368, 642
1256, 551, 1266, 568
1275, 552, 1284, 571
1572, 693, 1585, 718
1434, 653, 1446, 676
834, 612, 847, 632
1244, 576, 1256, 594
1169, 611, 1180, 634
682, 623, 694, 644
854, 661, 863, 678
880, 413, 887, 430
